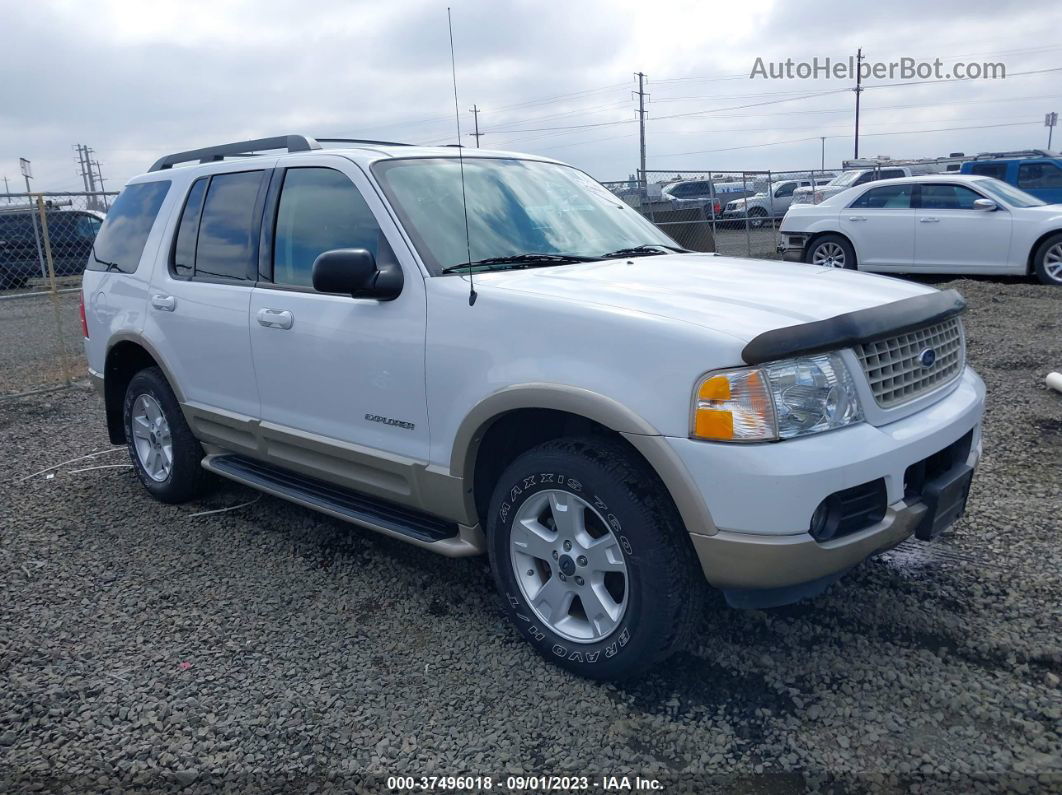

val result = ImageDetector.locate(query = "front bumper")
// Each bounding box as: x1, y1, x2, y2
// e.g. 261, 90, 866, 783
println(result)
776, 230, 807, 261
671, 367, 985, 593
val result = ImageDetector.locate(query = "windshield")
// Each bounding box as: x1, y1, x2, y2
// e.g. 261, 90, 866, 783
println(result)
974, 178, 1046, 208
831, 170, 865, 188
373, 157, 677, 274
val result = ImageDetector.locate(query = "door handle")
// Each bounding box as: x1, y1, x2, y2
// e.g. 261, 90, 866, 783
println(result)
919, 217, 940, 223
847, 216, 867, 222
256, 308, 294, 330
151, 294, 176, 312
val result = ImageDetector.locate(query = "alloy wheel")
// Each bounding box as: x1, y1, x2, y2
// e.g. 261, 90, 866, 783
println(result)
812, 241, 846, 268
130, 394, 173, 482
1045, 243, 1062, 283
509, 489, 629, 644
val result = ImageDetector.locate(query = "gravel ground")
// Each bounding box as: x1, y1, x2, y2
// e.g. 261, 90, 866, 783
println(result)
1, 278, 1059, 792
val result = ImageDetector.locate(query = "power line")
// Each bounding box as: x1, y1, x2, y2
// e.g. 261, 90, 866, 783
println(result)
654, 119, 1038, 157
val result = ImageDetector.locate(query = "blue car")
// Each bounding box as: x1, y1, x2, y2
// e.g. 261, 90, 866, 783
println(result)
961, 152, 1062, 204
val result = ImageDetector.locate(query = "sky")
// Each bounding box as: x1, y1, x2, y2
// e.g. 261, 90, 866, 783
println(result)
2, 0, 1060, 194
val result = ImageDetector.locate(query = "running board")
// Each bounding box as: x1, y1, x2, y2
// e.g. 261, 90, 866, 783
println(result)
202, 454, 483, 556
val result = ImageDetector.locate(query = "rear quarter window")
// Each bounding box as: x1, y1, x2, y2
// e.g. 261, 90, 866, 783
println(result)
88, 181, 171, 273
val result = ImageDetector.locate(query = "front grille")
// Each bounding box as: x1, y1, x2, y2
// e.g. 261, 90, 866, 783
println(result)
855, 317, 964, 408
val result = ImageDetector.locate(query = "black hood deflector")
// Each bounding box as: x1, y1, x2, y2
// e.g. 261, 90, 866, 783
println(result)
741, 289, 966, 365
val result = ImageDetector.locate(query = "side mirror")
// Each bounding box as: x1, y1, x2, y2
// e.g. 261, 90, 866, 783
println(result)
311, 248, 403, 301
972, 198, 998, 212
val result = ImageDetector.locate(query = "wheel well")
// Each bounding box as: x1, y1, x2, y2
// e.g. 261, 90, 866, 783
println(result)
471, 409, 660, 526
1026, 229, 1062, 275
103, 342, 159, 443
803, 231, 857, 266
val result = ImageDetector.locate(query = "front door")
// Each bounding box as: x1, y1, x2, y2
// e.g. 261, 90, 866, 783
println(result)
913, 183, 1012, 272
248, 158, 429, 503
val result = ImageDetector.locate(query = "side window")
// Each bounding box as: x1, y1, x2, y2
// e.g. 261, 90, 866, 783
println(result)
919, 184, 982, 210
854, 172, 877, 185
272, 168, 383, 288
880, 169, 906, 180
774, 182, 796, 198
849, 184, 913, 209
172, 177, 208, 278
194, 171, 263, 281
1018, 162, 1062, 189
970, 163, 1007, 180
87, 180, 171, 273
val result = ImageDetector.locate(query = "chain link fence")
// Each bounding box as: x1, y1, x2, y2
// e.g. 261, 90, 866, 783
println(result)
0, 191, 115, 399
603, 168, 839, 259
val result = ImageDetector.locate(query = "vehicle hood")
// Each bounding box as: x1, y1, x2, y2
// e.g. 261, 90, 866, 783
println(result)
474, 253, 935, 344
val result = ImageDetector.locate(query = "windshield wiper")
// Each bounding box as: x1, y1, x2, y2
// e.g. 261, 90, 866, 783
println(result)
599, 244, 690, 259
441, 253, 600, 273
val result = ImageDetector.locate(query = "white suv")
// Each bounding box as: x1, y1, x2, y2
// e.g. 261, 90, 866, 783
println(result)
82, 135, 985, 680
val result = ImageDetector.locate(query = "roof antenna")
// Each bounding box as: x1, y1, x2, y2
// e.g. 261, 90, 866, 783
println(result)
447, 7, 476, 306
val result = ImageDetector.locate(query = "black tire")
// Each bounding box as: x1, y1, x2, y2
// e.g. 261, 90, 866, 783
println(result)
123, 367, 212, 503
1032, 232, 1062, 286
747, 207, 769, 228
486, 437, 701, 681
805, 233, 857, 270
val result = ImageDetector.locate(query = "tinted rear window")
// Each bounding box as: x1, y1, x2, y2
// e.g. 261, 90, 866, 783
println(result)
88, 181, 171, 273
172, 177, 208, 278
193, 171, 263, 281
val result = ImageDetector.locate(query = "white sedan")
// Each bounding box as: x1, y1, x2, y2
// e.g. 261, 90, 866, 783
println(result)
779, 174, 1062, 285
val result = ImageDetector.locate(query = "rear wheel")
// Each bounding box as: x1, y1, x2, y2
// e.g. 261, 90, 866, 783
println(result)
487, 437, 701, 680
123, 367, 212, 503
806, 234, 856, 270
1032, 233, 1062, 286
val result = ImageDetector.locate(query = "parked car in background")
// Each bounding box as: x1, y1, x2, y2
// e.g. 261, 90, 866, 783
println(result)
0, 206, 103, 289
791, 167, 920, 206
779, 175, 1062, 285
658, 179, 756, 217
961, 153, 1062, 203
84, 135, 984, 680
721, 175, 836, 227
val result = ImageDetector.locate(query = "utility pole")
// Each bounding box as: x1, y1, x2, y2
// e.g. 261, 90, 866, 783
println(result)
20, 158, 46, 278
1047, 111, 1058, 149
853, 48, 864, 159
2, 176, 9, 204
93, 159, 109, 210
634, 72, 648, 192
468, 105, 482, 147
820, 137, 826, 171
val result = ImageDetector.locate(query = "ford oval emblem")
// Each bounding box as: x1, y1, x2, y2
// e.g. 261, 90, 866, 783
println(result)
918, 348, 937, 368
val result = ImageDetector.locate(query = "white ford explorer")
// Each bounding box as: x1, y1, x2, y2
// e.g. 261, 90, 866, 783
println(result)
82, 135, 985, 680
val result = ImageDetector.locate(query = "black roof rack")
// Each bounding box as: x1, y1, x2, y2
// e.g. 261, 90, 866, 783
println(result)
148, 135, 411, 172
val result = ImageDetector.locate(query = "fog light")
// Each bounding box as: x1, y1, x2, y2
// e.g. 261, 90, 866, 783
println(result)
809, 497, 841, 542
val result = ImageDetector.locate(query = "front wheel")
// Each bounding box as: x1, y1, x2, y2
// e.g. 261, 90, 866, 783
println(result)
486, 438, 701, 680
806, 234, 856, 269
747, 207, 769, 228
1033, 233, 1062, 286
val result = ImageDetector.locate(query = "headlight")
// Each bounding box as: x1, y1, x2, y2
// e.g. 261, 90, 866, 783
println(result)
691, 352, 863, 442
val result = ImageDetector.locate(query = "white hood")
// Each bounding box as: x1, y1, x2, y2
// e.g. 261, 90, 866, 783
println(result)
475, 253, 935, 343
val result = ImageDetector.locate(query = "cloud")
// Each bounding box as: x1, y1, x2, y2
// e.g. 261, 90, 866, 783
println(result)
1, 0, 1058, 192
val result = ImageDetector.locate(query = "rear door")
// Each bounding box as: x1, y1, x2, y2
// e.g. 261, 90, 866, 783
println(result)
840, 183, 915, 270
145, 168, 270, 427
913, 182, 1012, 272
